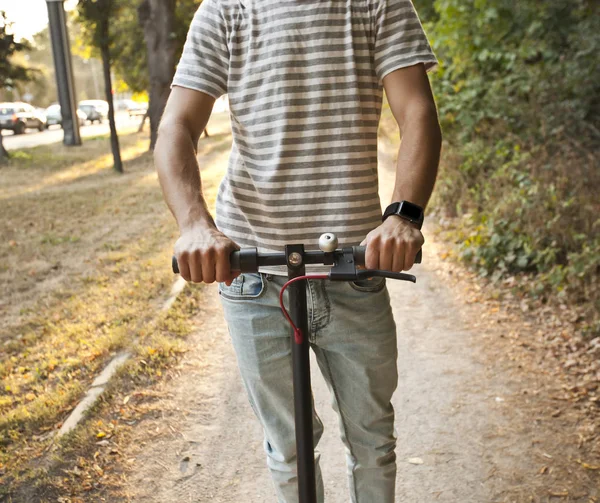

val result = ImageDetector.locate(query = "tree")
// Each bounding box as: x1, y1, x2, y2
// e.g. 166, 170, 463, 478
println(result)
76, 0, 123, 173
137, 0, 178, 150
104, 0, 201, 149
0, 11, 34, 164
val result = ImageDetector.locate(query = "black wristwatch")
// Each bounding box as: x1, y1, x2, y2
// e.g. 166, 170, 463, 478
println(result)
382, 201, 424, 229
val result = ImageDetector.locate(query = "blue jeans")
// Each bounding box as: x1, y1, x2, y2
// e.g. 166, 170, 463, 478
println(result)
219, 272, 398, 503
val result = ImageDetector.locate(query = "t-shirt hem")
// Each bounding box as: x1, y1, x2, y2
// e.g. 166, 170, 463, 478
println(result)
380, 57, 439, 82
171, 80, 223, 100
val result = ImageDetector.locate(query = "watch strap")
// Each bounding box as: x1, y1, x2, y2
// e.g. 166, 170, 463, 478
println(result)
382, 201, 424, 229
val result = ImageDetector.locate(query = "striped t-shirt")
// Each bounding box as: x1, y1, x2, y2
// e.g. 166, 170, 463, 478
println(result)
172, 0, 437, 269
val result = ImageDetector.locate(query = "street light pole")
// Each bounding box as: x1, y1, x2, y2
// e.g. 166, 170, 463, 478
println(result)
46, 0, 81, 146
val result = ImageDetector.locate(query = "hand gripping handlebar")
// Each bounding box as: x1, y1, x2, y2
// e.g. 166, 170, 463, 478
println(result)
172, 244, 422, 283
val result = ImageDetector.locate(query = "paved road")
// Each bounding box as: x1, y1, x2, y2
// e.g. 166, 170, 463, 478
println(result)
1, 112, 143, 151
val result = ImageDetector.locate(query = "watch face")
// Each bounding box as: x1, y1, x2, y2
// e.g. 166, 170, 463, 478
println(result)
400, 201, 423, 221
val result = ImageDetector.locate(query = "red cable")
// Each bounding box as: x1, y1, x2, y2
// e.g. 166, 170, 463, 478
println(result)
279, 274, 328, 345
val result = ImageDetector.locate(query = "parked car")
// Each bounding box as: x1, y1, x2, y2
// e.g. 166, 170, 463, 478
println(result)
0, 102, 45, 134
35, 108, 48, 129
78, 103, 104, 123
125, 100, 148, 117
44, 104, 87, 128
78, 100, 109, 120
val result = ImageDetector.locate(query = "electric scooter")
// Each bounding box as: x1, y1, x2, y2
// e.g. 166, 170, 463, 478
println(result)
172, 233, 421, 503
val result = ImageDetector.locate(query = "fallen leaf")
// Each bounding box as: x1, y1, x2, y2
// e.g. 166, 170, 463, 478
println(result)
96, 431, 106, 439
577, 459, 600, 470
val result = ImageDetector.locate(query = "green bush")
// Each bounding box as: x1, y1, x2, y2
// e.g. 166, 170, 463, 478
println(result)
412, 0, 600, 334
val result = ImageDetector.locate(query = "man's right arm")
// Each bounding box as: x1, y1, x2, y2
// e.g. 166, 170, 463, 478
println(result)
155, 86, 238, 285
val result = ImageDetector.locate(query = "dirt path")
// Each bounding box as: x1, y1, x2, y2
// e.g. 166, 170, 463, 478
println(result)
121, 264, 514, 502
115, 139, 598, 503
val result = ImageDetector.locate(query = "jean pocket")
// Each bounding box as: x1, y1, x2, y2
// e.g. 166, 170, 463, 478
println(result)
218, 273, 267, 301
349, 276, 386, 293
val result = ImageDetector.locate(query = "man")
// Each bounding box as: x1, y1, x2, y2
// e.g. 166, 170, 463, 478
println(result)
155, 0, 441, 501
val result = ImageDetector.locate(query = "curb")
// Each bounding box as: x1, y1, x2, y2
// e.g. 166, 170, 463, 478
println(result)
55, 276, 187, 439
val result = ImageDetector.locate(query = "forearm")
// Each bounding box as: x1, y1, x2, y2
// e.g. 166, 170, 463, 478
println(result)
155, 121, 215, 232
391, 104, 441, 210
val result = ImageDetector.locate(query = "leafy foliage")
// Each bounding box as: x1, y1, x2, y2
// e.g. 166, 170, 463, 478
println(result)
413, 0, 600, 331
76, 0, 119, 53
107, 0, 201, 94
0, 11, 34, 90
76, 0, 123, 172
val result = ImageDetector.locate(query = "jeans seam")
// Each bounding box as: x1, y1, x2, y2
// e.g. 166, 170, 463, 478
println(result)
322, 281, 331, 330
321, 350, 359, 503
307, 279, 316, 343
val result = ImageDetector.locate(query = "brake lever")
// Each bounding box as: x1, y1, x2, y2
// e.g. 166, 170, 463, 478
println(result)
355, 269, 416, 283
328, 247, 417, 283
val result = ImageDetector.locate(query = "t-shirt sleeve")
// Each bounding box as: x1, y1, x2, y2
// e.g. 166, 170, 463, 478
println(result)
373, 0, 438, 82
172, 0, 229, 99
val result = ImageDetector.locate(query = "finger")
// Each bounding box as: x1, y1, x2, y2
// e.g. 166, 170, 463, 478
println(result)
365, 238, 379, 269
403, 244, 416, 271
391, 241, 405, 272
225, 271, 240, 286
189, 250, 203, 283
177, 253, 192, 282
379, 240, 393, 272
201, 249, 216, 284
215, 247, 231, 283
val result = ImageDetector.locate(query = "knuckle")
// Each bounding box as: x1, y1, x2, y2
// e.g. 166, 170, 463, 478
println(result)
191, 248, 202, 261
204, 247, 216, 260
178, 250, 190, 263
382, 239, 394, 251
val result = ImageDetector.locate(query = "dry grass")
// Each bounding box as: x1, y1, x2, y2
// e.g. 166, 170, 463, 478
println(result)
0, 114, 232, 499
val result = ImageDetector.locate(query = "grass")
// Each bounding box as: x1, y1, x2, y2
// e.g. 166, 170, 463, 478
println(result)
0, 115, 232, 500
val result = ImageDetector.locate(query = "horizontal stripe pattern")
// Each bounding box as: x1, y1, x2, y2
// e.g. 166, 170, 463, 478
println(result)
172, 0, 437, 267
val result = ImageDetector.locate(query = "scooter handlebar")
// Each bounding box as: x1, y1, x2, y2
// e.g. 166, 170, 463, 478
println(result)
171, 246, 422, 274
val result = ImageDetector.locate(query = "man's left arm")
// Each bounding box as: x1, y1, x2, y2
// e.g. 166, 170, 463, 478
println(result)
362, 63, 442, 272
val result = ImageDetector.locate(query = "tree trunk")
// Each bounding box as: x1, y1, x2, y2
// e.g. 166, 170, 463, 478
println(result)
138, 109, 149, 133
0, 134, 9, 164
138, 0, 177, 151
100, 17, 123, 173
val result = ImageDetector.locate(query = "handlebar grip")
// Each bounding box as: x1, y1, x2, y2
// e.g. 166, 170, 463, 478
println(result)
230, 251, 241, 271
352, 247, 422, 267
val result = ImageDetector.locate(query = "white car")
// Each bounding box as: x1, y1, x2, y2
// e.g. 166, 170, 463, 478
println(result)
78, 100, 109, 119
45, 104, 87, 128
